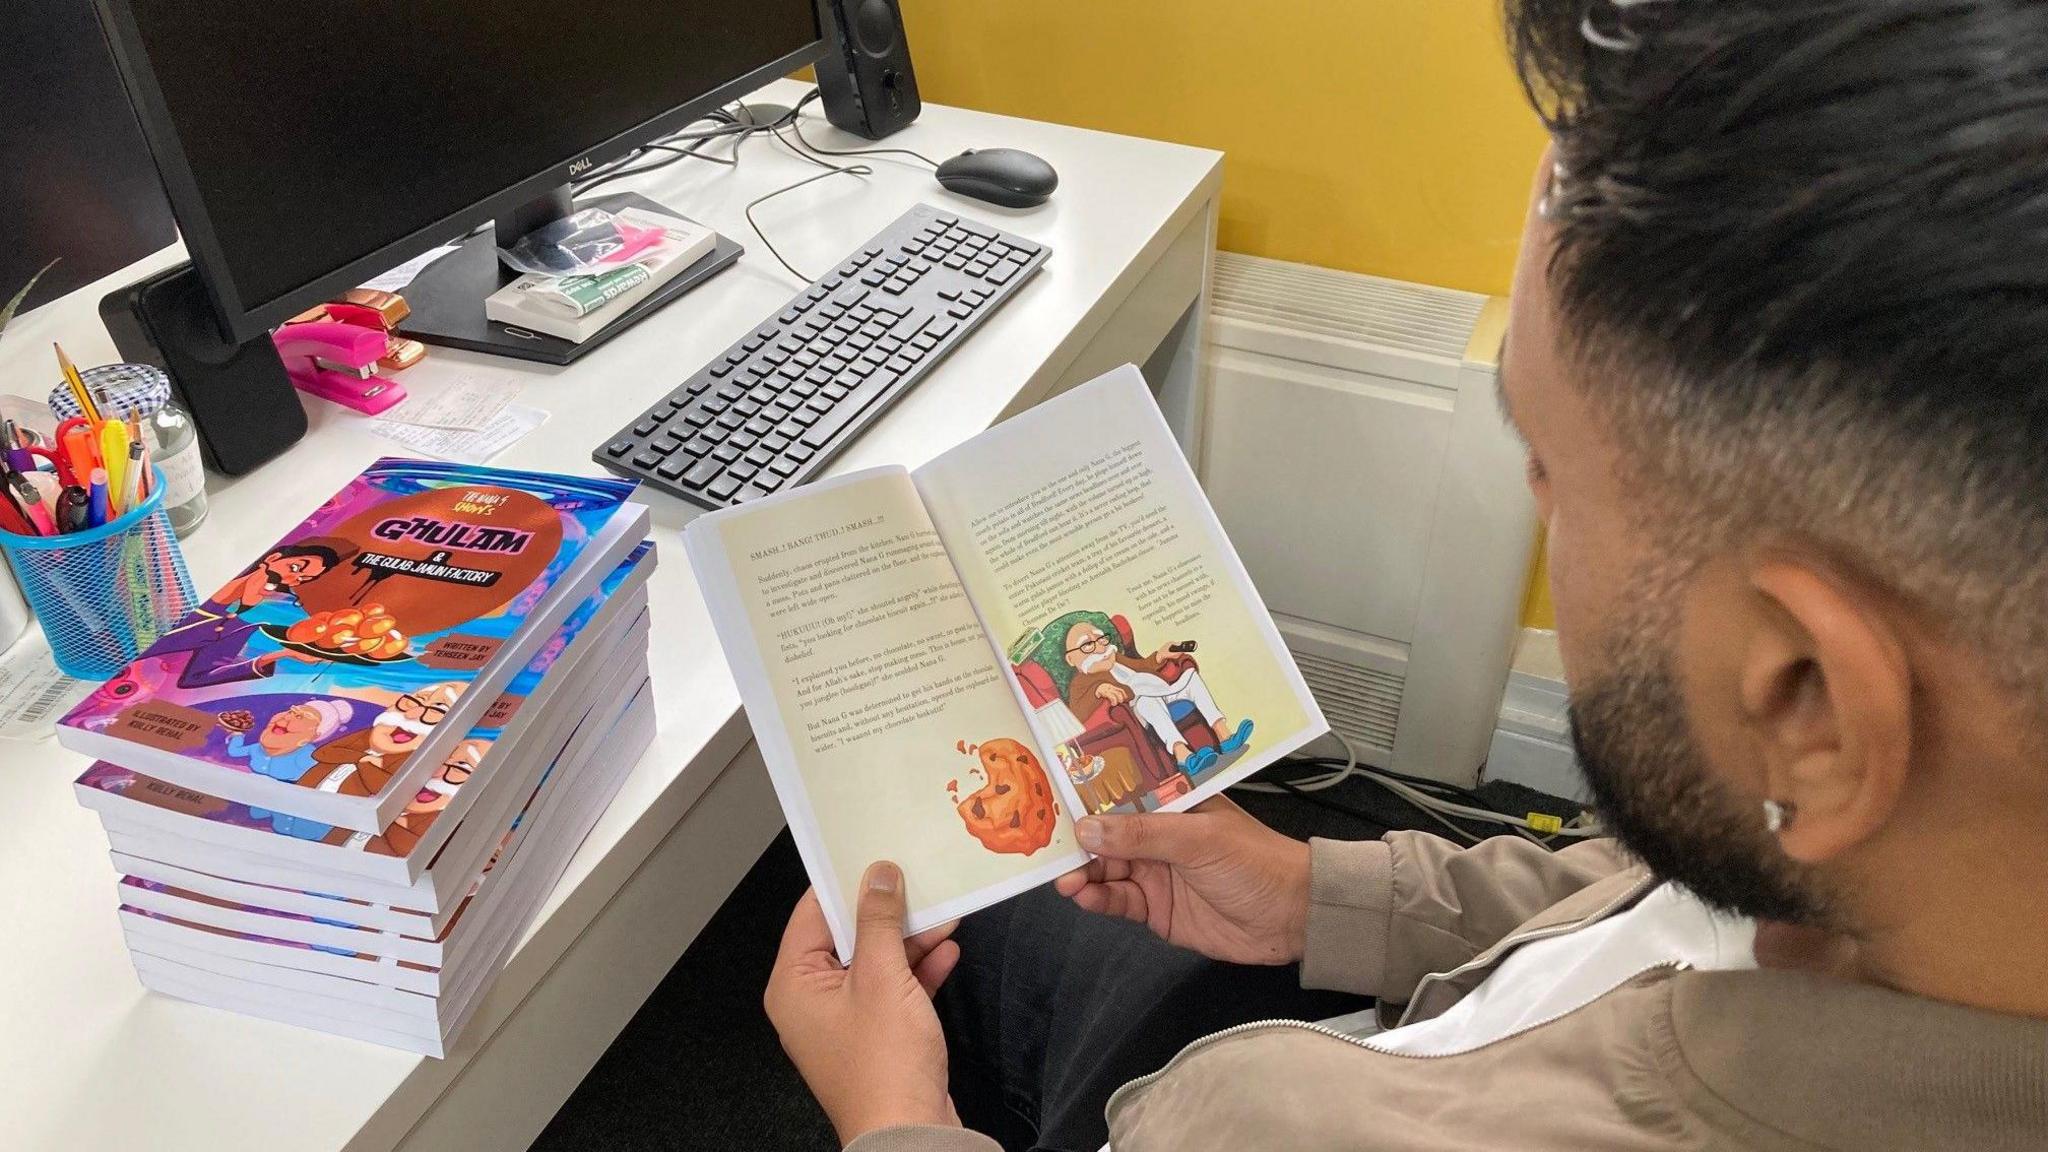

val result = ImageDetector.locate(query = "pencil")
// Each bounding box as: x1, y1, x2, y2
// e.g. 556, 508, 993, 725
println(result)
55, 343, 101, 425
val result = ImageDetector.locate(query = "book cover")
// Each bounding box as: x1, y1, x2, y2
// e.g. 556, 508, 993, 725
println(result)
59, 459, 639, 826
73, 544, 653, 875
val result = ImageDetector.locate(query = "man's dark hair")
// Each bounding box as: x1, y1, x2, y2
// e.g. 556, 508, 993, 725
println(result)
1505, 0, 2048, 718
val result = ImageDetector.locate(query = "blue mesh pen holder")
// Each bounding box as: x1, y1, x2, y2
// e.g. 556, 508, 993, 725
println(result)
0, 470, 197, 679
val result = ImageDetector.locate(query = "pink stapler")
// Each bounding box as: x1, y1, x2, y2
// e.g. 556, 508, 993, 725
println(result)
272, 321, 411, 415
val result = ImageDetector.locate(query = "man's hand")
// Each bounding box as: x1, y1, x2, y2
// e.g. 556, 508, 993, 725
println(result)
764, 863, 963, 1146
1094, 682, 1132, 705
1058, 795, 1311, 965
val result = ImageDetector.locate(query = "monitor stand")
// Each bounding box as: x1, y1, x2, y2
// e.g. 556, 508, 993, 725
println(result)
398, 188, 743, 367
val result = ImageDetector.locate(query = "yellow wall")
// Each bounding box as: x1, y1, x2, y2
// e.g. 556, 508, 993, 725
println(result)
895, 1, 1553, 620
897, 0, 1547, 297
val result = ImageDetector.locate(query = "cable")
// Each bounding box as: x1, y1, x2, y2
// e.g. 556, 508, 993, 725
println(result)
1233, 730, 1604, 847
743, 160, 874, 282
785, 88, 943, 169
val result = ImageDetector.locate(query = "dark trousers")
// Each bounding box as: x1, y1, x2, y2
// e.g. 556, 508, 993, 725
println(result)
936, 886, 1370, 1152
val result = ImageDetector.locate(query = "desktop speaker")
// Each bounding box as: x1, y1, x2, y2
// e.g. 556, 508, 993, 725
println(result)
816, 0, 921, 140
100, 264, 307, 477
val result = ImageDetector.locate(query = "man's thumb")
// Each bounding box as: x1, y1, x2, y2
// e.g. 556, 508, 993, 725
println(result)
850, 861, 910, 976
1076, 812, 1198, 863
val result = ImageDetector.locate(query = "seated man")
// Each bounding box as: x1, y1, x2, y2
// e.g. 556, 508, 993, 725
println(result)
1061, 618, 1249, 775
762, 2, 2048, 1149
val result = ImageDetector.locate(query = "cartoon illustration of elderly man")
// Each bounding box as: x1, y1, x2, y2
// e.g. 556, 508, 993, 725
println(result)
1060, 616, 1253, 776
217, 700, 353, 783
297, 681, 463, 797
375, 737, 488, 856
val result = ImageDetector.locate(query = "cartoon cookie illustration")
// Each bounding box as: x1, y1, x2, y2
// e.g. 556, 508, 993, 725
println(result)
954, 738, 1058, 855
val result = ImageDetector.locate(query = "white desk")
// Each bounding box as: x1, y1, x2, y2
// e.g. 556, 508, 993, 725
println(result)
0, 78, 1221, 1152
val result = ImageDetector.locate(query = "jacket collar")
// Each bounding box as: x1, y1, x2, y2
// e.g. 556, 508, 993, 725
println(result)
1666, 969, 2048, 1150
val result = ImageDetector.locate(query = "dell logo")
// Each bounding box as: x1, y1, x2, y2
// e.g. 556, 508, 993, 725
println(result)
568, 156, 594, 176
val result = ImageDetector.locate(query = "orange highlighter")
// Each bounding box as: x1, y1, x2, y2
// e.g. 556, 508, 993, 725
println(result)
60, 423, 100, 487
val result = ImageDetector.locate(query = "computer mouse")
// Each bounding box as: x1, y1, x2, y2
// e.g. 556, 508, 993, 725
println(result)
935, 148, 1059, 209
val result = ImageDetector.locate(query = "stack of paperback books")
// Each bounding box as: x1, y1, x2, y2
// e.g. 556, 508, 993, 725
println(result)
57, 458, 654, 1057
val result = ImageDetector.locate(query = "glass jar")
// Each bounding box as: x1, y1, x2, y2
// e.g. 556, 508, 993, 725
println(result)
139, 395, 209, 536
49, 363, 210, 536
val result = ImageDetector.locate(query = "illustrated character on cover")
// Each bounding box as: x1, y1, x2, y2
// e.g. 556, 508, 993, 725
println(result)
373, 737, 487, 856
151, 539, 356, 690
297, 681, 463, 798
1060, 617, 1252, 776
216, 700, 353, 783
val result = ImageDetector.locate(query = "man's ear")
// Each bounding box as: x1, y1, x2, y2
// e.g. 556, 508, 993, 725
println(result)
1738, 556, 1913, 864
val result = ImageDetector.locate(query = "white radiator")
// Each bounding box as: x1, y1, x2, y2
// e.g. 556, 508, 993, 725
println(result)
1200, 253, 1536, 784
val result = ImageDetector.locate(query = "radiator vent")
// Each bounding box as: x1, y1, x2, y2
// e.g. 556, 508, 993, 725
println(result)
1293, 649, 1403, 759
1210, 252, 1487, 362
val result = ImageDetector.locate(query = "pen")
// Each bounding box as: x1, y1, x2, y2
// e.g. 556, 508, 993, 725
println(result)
87, 468, 110, 528
122, 441, 145, 511
0, 486, 32, 536
10, 475, 56, 535
20, 470, 59, 522
56, 485, 89, 534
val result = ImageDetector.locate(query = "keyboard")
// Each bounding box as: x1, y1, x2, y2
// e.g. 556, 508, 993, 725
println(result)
592, 203, 1050, 509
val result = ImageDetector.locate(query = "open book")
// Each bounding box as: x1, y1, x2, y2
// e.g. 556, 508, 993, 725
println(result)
686, 365, 1325, 957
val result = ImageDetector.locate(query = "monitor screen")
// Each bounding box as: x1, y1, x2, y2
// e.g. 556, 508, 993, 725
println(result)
103, 0, 822, 336
0, 0, 176, 314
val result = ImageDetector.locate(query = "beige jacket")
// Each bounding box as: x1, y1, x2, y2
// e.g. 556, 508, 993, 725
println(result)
852, 832, 2048, 1152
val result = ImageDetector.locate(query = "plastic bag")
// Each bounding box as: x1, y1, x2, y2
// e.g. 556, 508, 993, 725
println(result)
496, 209, 664, 276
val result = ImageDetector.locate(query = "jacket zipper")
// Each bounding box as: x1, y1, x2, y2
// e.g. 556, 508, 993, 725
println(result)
1107, 959, 1688, 1118
1393, 875, 1657, 1028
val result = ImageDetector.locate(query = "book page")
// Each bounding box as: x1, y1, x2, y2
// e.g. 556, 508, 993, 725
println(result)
685, 468, 1085, 959
915, 366, 1326, 819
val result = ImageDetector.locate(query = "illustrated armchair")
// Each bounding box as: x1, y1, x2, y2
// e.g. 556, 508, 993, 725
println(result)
1010, 611, 1219, 812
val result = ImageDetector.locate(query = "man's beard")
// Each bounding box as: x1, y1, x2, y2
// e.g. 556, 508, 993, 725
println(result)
1568, 628, 1832, 927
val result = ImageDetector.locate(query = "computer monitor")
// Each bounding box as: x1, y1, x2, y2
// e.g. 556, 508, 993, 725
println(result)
0, 0, 177, 316
91, 0, 828, 357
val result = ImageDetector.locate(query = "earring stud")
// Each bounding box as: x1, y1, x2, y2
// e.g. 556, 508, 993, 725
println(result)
1763, 799, 1796, 834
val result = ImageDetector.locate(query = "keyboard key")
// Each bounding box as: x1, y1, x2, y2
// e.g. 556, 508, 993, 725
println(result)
805, 394, 836, 414
762, 433, 791, 453
987, 262, 1018, 285
656, 457, 689, 479
769, 456, 802, 477
711, 443, 742, 463
925, 319, 958, 339
744, 417, 774, 436
726, 461, 758, 483
715, 410, 746, 430
653, 434, 686, 455
800, 372, 897, 449
937, 288, 961, 301
706, 475, 741, 501
683, 459, 722, 487
604, 440, 633, 457
744, 447, 774, 467
947, 305, 973, 320
822, 381, 852, 401
709, 362, 735, 377
632, 420, 658, 437
631, 450, 660, 469
715, 383, 745, 402
737, 482, 777, 502
942, 253, 969, 270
